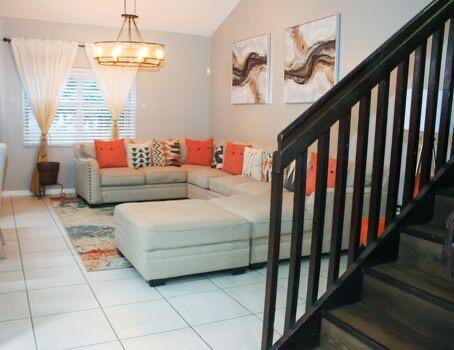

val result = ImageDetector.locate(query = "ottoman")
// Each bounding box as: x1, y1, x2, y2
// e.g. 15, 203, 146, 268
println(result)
114, 199, 251, 286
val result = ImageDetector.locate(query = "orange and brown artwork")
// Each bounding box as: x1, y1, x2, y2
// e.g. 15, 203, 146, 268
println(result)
232, 34, 270, 104
284, 14, 338, 103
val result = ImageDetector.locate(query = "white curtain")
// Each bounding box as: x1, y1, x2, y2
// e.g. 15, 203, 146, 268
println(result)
85, 43, 138, 139
11, 37, 77, 194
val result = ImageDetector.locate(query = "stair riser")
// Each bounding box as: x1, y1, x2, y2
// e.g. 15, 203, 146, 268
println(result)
432, 195, 454, 226
399, 232, 442, 264
320, 319, 373, 350
367, 267, 454, 311
361, 274, 452, 347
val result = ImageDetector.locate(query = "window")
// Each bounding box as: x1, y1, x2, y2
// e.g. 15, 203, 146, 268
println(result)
23, 68, 136, 146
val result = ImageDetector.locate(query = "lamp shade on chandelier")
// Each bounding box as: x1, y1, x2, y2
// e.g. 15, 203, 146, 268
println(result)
94, 0, 165, 68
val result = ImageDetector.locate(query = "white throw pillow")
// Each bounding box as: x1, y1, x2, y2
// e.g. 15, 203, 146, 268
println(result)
242, 147, 265, 181
126, 142, 152, 169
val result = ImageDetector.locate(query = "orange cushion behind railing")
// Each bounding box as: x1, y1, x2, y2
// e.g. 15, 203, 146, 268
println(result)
360, 217, 386, 246
306, 152, 337, 196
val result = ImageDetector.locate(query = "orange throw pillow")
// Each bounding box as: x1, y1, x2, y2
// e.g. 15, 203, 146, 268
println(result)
306, 152, 337, 196
360, 217, 385, 246
223, 142, 250, 175
186, 138, 213, 166
94, 139, 128, 169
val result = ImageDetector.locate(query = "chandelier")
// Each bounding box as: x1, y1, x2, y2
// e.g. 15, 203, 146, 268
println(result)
94, 0, 165, 68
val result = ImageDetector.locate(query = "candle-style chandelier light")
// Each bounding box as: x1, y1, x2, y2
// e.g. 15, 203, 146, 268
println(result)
94, 0, 165, 68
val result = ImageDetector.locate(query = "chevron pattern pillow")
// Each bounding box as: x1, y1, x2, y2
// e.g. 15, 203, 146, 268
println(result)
126, 142, 152, 169
152, 139, 181, 167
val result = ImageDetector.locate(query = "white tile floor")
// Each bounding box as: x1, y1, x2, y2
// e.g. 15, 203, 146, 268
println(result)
0, 196, 347, 350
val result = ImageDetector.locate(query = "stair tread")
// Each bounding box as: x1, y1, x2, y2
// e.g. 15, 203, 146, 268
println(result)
325, 273, 454, 350
326, 300, 451, 350
370, 259, 454, 306
402, 223, 447, 244
435, 187, 454, 198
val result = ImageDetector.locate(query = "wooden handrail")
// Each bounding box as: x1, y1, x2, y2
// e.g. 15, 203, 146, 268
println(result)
276, 0, 453, 170
262, 1, 454, 349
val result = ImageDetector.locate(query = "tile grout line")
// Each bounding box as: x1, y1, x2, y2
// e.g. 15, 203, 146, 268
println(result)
43, 197, 126, 350
10, 197, 39, 350
46, 197, 214, 349
153, 286, 214, 350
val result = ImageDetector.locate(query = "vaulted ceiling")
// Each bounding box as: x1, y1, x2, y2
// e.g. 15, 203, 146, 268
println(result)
0, 0, 240, 36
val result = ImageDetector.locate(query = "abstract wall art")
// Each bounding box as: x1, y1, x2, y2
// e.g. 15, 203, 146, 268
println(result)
284, 14, 339, 103
232, 33, 271, 104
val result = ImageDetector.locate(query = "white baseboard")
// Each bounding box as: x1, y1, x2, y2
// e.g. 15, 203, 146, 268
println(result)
3, 188, 76, 197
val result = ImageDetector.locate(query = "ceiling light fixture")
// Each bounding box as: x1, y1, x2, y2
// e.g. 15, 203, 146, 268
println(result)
94, 0, 165, 68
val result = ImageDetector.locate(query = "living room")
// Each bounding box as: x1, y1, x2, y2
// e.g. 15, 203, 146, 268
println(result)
1, 0, 453, 349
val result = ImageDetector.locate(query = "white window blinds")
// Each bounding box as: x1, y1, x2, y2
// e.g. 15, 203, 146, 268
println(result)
23, 67, 136, 145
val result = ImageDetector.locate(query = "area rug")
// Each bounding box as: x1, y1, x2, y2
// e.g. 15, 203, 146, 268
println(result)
51, 197, 132, 272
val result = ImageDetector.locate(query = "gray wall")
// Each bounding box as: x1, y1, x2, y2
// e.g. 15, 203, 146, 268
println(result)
209, 0, 431, 144
0, 17, 210, 191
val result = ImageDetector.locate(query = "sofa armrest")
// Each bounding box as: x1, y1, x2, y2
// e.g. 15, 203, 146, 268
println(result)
75, 157, 102, 205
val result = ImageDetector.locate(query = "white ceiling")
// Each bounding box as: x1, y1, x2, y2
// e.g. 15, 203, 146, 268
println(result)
0, 0, 240, 36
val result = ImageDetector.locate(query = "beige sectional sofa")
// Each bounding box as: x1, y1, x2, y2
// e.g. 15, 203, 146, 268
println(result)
74, 140, 372, 284
74, 141, 275, 204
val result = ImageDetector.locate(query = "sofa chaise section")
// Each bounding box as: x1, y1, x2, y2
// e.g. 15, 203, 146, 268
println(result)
211, 189, 362, 265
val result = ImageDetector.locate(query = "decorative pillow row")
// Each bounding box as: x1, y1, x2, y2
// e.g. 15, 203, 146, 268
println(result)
94, 138, 180, 169
93, 138, 253, 172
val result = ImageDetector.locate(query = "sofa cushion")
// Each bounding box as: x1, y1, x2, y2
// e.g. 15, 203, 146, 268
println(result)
114, 199, 251, 251
141, 166, 187, 185
232, 180, 272, 195
185, 138, 213, 166
212, 145, 224, 169
95, 139, 128, 168
152, 139, 181, 167
208, 175, 252, 196
242, 147, 265, 181
100, 167, 145, 187
211, 193, 313, 240
223, 142, 250, 175
181, 164, 227, 189
126, 142, 152, 169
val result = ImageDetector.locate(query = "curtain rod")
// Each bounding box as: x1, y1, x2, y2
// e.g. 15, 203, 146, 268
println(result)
3, 37, 86, 48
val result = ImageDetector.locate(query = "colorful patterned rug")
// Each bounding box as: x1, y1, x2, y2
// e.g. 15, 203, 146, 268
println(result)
51, 197, 132, 272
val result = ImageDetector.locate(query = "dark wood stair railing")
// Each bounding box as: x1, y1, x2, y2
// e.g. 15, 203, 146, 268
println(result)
261, 1, 454, 349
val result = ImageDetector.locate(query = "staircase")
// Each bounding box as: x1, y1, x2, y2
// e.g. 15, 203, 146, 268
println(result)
261, 0, 454, 349
319, 184, 454, 349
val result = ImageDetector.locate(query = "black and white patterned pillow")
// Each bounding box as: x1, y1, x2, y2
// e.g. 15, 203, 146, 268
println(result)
212, 145, 224, 169
127, 142, 152, 169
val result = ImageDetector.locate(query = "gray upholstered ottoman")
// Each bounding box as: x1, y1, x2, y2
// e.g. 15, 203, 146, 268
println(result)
114, 199, 251, 286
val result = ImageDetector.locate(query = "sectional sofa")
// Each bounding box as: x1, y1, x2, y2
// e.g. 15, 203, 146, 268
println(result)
74, 139, 278, 204
74, 139, 371, 282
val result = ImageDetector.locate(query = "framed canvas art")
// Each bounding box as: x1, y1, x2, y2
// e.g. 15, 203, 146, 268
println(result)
232, 33, 271, 104
284, 14, 340, 103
